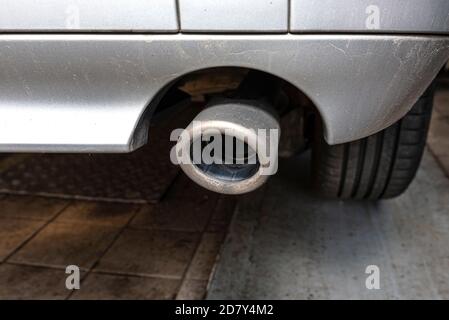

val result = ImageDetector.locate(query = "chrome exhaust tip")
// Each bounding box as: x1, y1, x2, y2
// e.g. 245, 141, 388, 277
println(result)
175, 100, 280, 195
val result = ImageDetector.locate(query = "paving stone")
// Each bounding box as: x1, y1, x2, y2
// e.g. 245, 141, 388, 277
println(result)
208, 152, 449, 299
0, 143, 235, 299
435, 89, 449, 118
130, 198, 215, 232
94, 229, 200, 278
436, 156, 449, 177
10, 222, 121, 269
186, 232, 225, 281
207, 196, 236, 233
56, 201, 139, 227
0, 195, 68, 221
176, 279, 208, 300
0, 264, 71, 300
0, 218, 45, 262
428, 115, 449, 158
165, 173, 217, 200
71, 273, 179, 300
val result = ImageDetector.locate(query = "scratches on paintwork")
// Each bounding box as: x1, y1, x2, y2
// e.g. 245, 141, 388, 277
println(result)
329, 43, 348, 56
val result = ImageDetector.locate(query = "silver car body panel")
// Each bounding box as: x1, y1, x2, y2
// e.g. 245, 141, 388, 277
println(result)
178, 0, 289, 33
0, 0, 179, 32
1, 1, 447, 34
0, 34, 448, 153
291, 0, 449, 34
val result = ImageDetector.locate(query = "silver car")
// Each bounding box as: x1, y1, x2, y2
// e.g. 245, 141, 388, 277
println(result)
0, 0, 448, 198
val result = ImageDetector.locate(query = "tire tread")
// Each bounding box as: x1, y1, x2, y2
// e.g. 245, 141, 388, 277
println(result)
313, 86, 434, 200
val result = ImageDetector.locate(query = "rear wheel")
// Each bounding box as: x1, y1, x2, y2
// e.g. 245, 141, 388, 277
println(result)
312, 86, 434, 200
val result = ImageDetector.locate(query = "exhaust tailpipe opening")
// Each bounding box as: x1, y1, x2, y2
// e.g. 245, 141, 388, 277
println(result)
194, 135, 260, 182
176, 100, 280, 195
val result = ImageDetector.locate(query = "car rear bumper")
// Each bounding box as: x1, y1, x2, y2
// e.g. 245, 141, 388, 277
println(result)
0, 34, 448, 152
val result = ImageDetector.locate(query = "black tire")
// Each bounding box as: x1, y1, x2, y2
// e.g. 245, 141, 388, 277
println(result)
313, 85, 434, 200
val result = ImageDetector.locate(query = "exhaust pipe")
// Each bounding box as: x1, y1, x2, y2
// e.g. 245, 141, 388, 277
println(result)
175, 100, 280, 195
